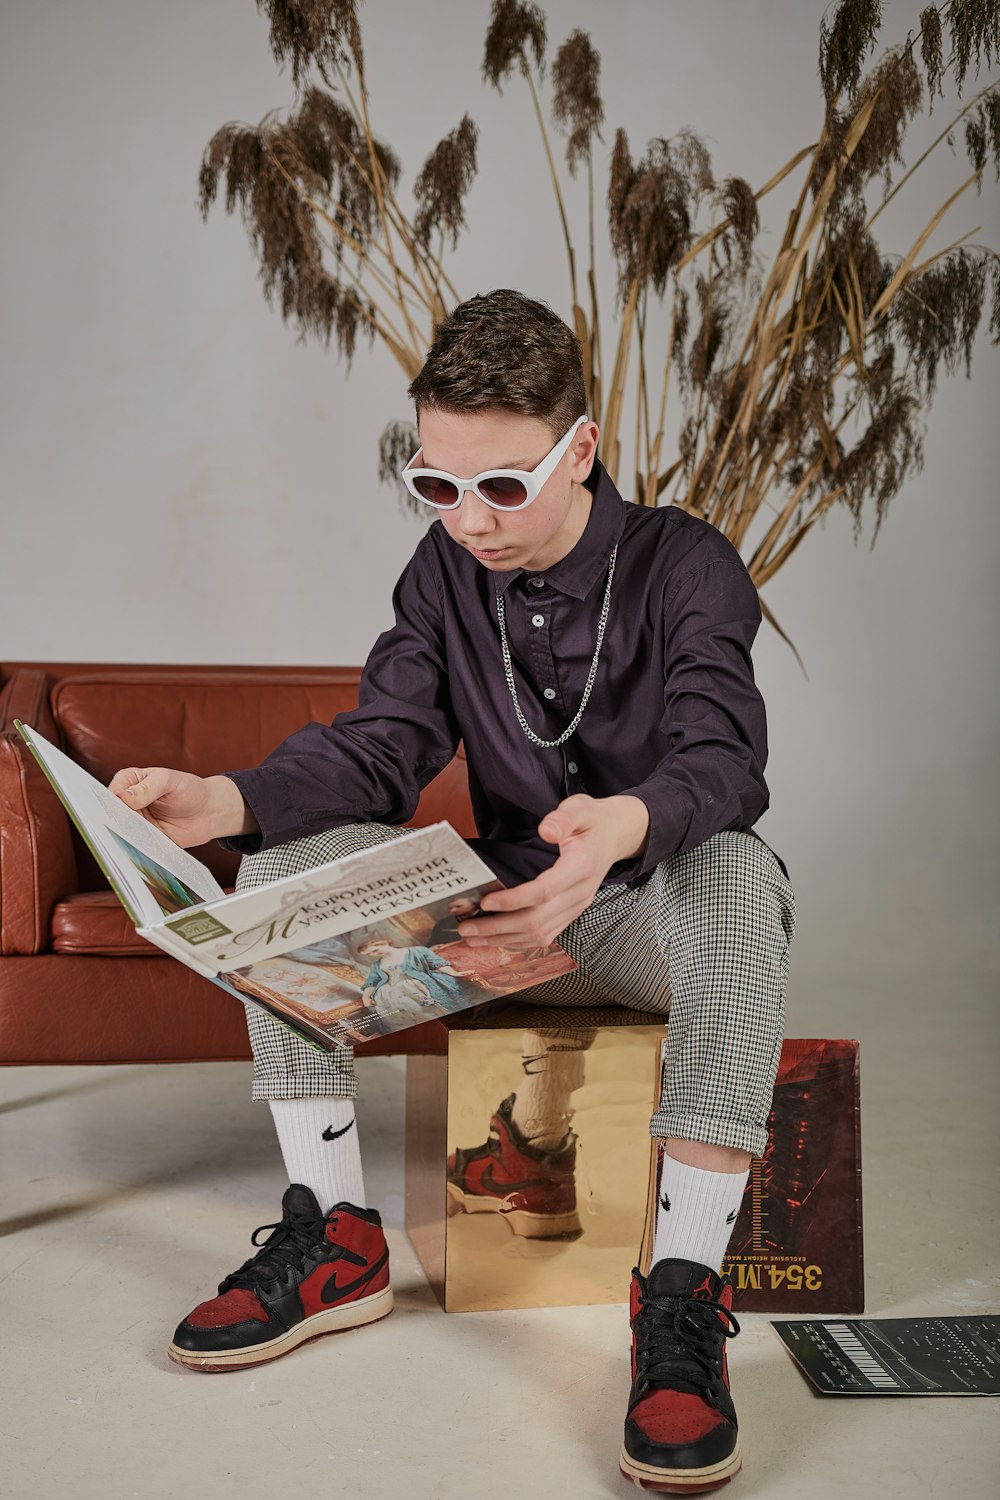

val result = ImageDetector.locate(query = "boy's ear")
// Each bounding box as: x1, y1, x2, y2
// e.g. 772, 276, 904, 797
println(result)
570, 420, 601, 482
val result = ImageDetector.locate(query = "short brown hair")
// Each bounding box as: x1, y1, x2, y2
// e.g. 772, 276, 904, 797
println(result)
408, 289, 586, 439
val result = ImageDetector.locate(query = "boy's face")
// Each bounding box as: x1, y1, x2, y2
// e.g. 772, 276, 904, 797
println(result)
416, 407, 599, 574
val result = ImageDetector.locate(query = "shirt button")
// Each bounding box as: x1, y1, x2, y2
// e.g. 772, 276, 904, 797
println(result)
567, 761, 578, 774
543, 688, 556, 700
532, 614, 545, 627
530, 577, 545, 589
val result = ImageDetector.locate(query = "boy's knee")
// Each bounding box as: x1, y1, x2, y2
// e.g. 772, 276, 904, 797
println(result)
662, 831, 794, 944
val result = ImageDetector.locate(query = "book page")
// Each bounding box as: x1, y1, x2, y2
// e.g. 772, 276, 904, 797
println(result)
17, 722, 225, 927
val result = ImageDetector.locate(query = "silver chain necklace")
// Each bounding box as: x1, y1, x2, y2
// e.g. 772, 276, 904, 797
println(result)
496, 544, 618, 749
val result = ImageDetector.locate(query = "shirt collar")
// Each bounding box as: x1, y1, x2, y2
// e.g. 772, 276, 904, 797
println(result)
491, 461, 628, 602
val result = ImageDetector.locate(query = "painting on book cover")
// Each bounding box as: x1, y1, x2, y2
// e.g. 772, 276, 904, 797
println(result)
226, 886, 577, 1044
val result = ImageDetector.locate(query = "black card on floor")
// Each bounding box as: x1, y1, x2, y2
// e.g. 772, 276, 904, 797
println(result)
772, 1315, 1000, 1395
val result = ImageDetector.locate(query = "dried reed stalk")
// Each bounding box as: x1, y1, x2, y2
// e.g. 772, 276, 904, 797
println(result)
200, 0, 1000, 641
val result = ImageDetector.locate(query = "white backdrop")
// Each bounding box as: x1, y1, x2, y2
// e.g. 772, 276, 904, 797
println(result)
2, 1, 998, 995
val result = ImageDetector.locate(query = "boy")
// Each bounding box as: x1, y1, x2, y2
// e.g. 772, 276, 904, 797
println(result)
111, 289, 795, 1493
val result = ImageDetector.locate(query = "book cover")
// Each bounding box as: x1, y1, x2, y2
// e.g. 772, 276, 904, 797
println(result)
641, 1037, 863, 1313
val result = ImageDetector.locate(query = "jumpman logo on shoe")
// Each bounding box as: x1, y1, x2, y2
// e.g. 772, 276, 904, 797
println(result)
660, 1191, 671, 1213
322, 1120, 356, 1142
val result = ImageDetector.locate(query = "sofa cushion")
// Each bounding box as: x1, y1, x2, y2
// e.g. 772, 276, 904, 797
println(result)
51, 890, 173, 955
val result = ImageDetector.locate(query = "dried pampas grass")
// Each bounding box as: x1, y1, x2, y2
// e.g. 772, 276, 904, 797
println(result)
200, 0, 1000, 631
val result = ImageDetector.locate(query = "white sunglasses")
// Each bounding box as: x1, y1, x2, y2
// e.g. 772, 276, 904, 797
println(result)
400, 415, 588, 511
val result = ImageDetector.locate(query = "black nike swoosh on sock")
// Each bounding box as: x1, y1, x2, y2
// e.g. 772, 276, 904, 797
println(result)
660, 1192, 671, 1212
725, 1208, 737, 1224
322, 1119, 356, 1142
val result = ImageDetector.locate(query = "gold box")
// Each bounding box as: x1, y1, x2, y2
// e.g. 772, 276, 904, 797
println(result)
405, 1003, 665, 1312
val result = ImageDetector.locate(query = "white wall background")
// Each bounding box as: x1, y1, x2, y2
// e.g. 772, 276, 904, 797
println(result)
2, 1, 998, 997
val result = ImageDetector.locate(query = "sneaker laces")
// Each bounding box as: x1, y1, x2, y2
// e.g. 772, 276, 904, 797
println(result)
631, 1290, 740, 1408
219, 1208, 364, 1298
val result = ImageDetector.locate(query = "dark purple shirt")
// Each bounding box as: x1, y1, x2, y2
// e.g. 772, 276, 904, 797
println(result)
221, 463, 774, 889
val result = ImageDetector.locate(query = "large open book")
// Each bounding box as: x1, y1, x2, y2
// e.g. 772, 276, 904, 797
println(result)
17, 722, 576, 1052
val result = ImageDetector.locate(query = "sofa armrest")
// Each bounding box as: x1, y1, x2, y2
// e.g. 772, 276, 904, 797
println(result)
0, 669, 78, 954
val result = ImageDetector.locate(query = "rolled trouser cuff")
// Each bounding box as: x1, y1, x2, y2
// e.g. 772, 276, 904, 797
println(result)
649, 1109, 768, 1161
250, 1061, 359, 1103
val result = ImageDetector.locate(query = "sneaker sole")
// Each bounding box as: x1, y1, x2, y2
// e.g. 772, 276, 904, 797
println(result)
167, 1284, 394, 1373
446, 1180, 582, 1238
618, 1439, 741, 1494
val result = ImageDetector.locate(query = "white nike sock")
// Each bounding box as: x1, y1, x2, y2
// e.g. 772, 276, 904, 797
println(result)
651, 1151, 749, 1273
510, 1029, 587, 1148
268, 1097, 366, 1214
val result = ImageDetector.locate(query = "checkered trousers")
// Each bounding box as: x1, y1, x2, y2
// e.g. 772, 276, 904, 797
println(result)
236, 825, 796, 1158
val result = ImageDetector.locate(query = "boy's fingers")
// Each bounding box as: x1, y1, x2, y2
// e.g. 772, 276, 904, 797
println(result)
465, 891, 582, 942
478, 861, 588, 921
539, 795, 598, 842
479, 880, 540, 912
110, 768, 164, 808
477, 871, 559, 915
108, 767, 142, 795
120, 779, 153, 806
468, 923, 563, 950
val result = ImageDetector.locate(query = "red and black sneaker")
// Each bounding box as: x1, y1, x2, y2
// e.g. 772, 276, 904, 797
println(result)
168, 1185, 392, 1372
620, 1259, 741, 1494
446, 1093, 581, 1239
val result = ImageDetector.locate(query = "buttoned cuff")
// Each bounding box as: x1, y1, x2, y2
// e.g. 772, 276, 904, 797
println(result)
214, 769, 281, 856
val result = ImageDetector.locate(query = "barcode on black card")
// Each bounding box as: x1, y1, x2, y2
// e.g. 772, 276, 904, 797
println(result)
827, 1324, 899, 1388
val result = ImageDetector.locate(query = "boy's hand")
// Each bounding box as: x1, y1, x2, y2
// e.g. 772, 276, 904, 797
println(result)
107, 766, 258, 847
457, 794, 650, 951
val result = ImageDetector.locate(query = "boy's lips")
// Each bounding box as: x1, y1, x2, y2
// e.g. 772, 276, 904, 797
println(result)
468, 545, 510, 560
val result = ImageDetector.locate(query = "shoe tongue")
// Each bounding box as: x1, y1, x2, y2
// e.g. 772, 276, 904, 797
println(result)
647, 1258, 723, 1301
281, 1183, 324, 1219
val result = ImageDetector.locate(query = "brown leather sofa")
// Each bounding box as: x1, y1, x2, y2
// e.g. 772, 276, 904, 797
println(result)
0, 662, 477, 1065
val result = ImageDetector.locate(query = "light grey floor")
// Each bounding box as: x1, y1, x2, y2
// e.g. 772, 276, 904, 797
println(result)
2, 975, 998, 1500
